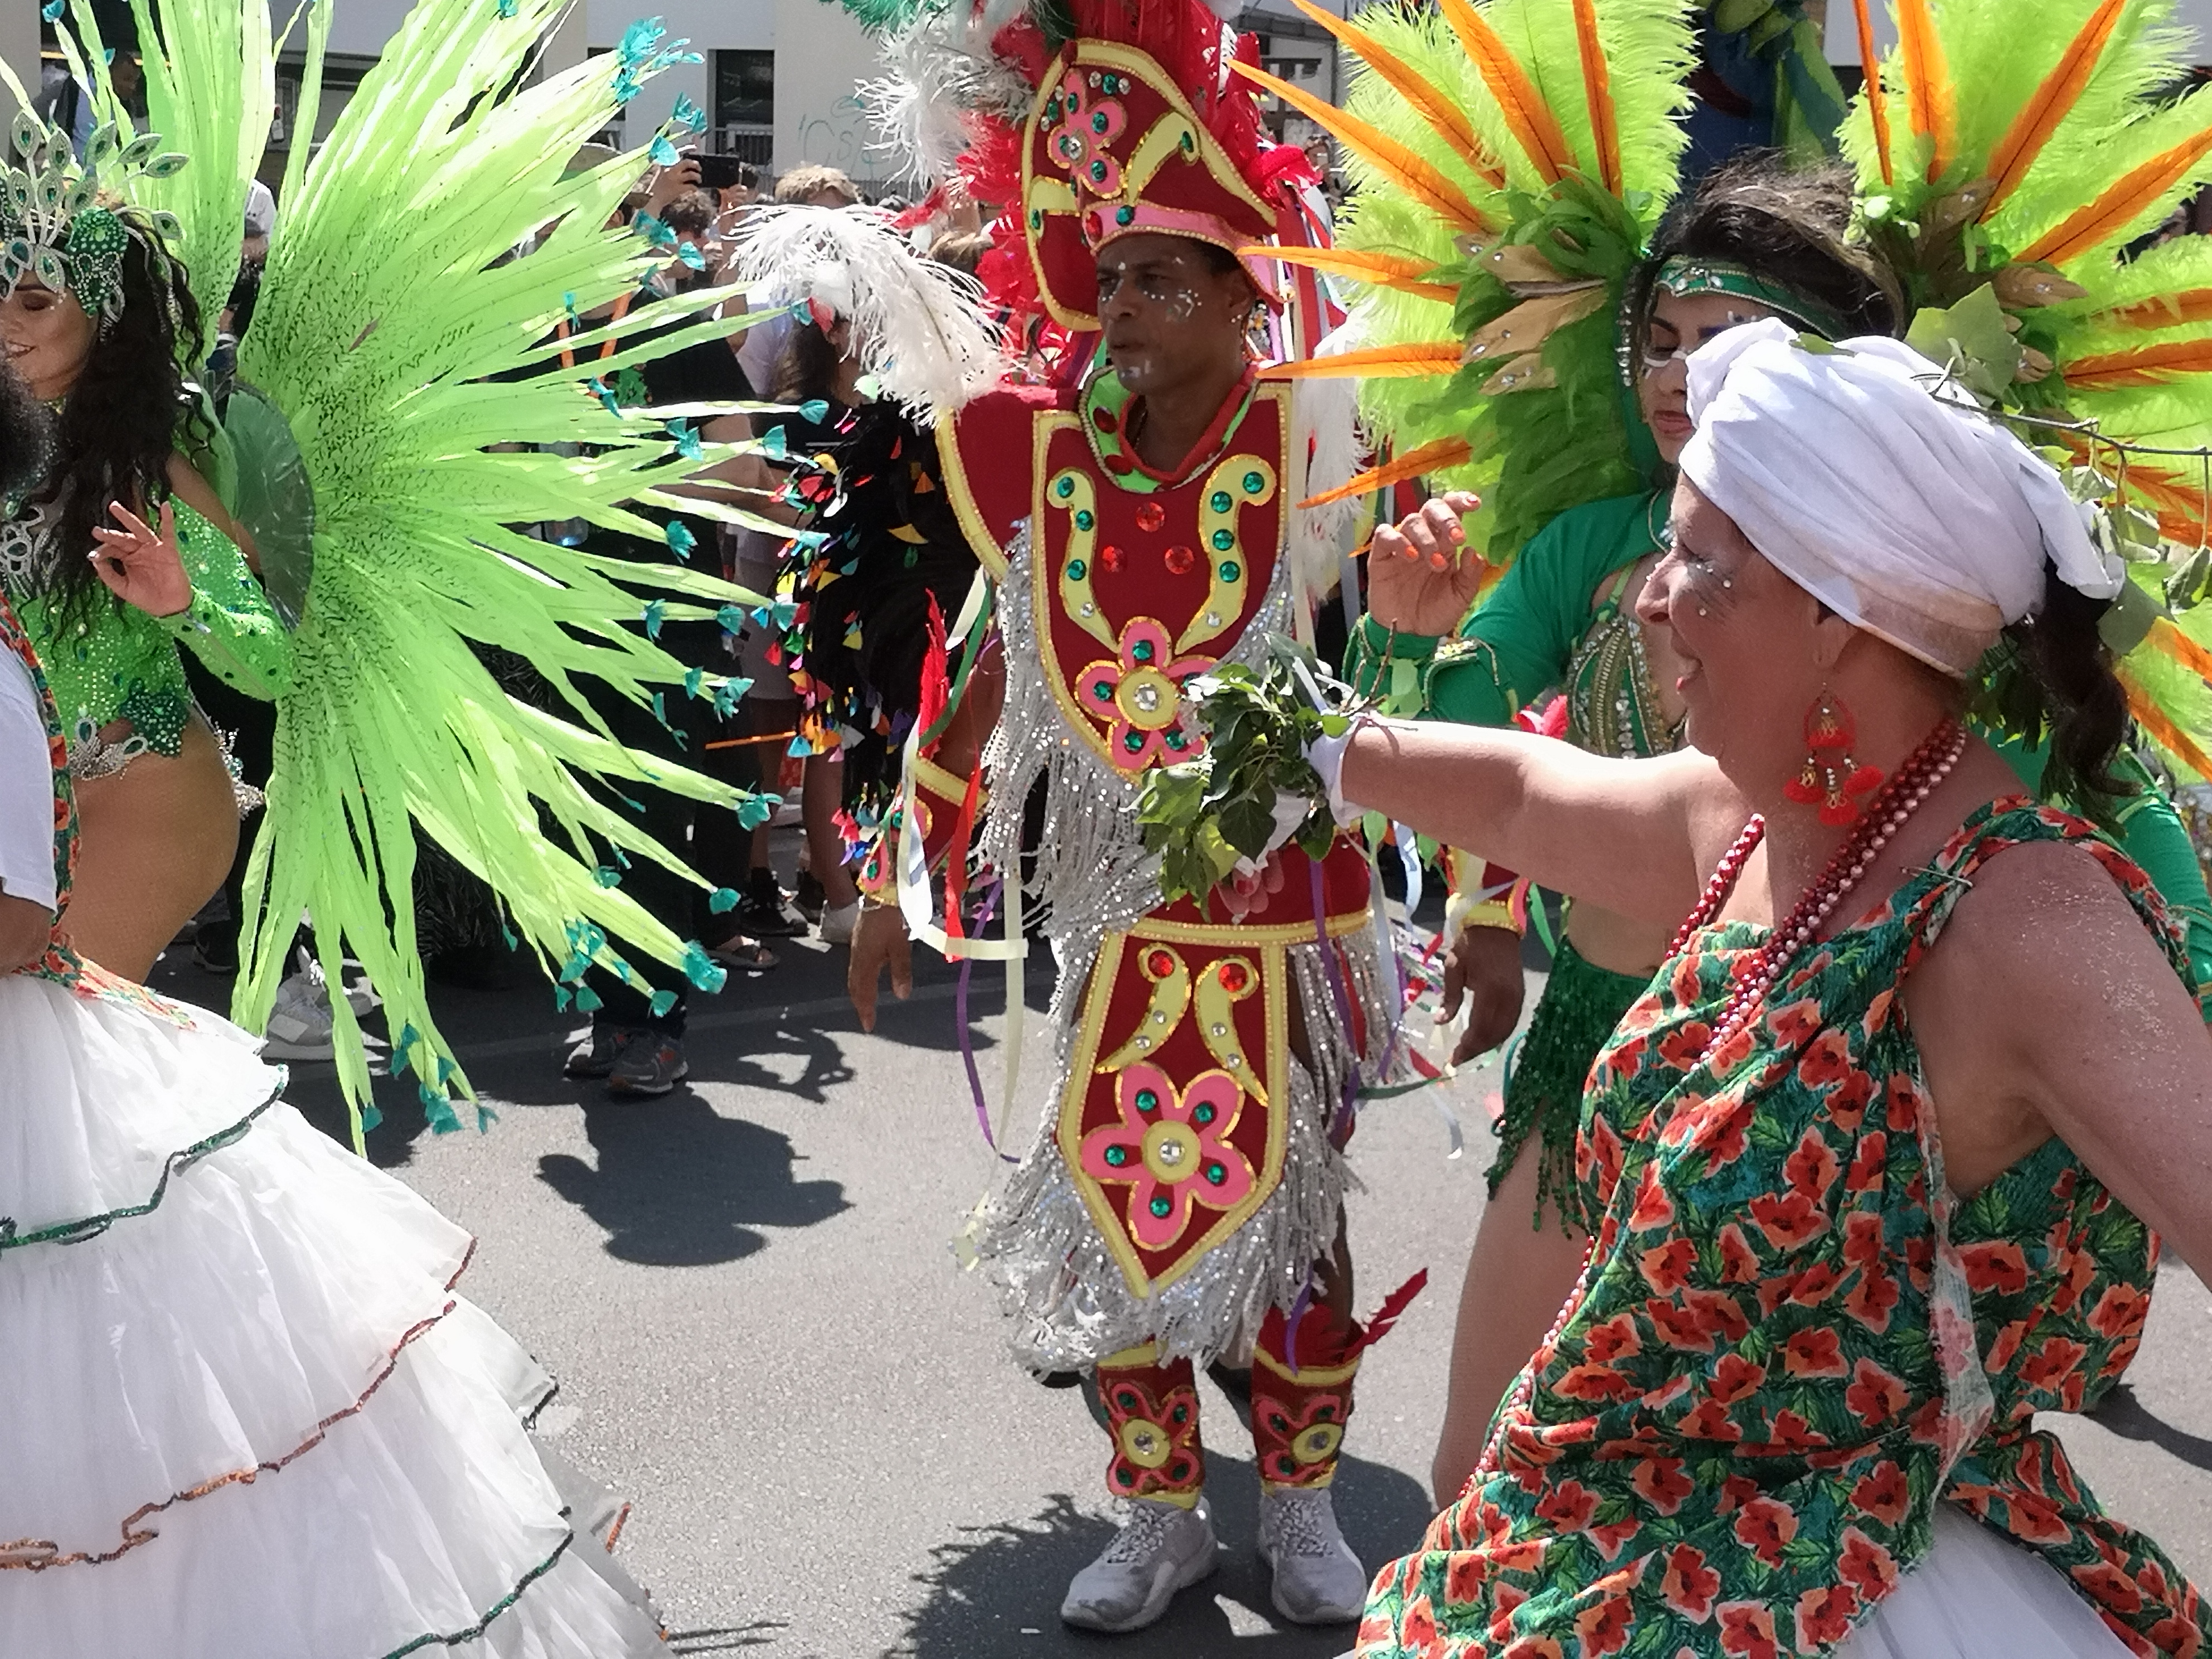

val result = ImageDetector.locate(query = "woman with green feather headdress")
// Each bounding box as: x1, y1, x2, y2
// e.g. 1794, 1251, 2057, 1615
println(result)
0, 0, 811, 1648
0, 111, 288, 985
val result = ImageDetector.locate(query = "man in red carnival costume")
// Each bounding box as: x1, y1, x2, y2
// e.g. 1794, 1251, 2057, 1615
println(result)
843, 0, 1413, 1633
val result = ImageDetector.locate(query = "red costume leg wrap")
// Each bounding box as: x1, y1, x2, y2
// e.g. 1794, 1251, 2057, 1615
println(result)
1097, 1343, 1206, 1507
1251, 1303, 1360, 1493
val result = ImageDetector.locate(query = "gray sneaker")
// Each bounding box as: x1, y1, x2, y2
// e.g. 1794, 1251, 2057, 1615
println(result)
1257, 1487, 1366, 1626
564, 1026, 635, 1080
608, 1033, 688, 1097
1060, 1496, 1218, 1633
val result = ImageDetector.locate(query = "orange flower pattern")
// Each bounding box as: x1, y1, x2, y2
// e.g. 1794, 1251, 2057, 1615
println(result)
1356, 803, 2210, 1657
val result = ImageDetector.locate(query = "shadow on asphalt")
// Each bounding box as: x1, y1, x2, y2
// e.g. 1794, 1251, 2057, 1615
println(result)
536, 1090, 850, 1265
892, 1450, 1430, 1658
667, 1622, 786, 1652
2091, 1384, 2212, 1472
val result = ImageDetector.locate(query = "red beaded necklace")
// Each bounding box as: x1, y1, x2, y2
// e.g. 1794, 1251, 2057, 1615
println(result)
1671, 717, 1968, 1062
1459, 717, 1968, 1497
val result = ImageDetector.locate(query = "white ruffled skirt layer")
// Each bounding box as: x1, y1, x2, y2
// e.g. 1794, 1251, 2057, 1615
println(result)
1838, 1503, 2133, 1657
0, 974, 663, 1659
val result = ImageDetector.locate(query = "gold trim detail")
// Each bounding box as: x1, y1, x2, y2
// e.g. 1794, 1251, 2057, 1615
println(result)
1177, 455, 1277, 654
1253, 1343, 1362, 1388
934, 409, 1010, 581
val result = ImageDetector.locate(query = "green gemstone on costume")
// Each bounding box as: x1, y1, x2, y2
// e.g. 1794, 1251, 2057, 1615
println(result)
1210, 490, 1231, 513
1115, 206, 1134, 226
1105, 1144, 1127, 1166
1136, 1089, 1158, 1111
1132, 640, 1153, 663
1056, 475, 1075, 498
1219, 561, 1239, 581
1068, 559, 1086, 580
1243, 470, 1264, 493
1074, 510, 1094, 531
1210, 529, 1233, 551
1149, 1195, 1172, 1217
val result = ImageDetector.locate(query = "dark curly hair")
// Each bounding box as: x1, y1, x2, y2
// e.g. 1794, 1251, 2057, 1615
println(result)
22, 211, 205, 628
1624, 153, 1903, 368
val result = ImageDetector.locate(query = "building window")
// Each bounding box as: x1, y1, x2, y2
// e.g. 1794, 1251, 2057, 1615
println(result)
714, 49, 774, 158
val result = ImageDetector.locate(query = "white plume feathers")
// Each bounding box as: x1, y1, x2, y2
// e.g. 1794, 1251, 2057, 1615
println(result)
1288, 322, 1372, 612
731, 204, 1003, 422
861, 0, 1033, 190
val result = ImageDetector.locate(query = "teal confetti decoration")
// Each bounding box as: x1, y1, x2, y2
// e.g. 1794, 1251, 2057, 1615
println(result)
634, 211, 676, 249
684, 666, 705, 697
684, 944, 728, 992
423, 1085, 462, 1135
713, 676, 751, 716
710, 886, 739, 914
738, 793, 778, 830
650, 132, 681, 166
40, 0, 64, 19
594, 864, 622, 887
758, 424, 788, 460
799, 400, 830, 423
666, 521, 697, 561
497, 0, 517, 16
590, 377, 621, 417
555, 985, 573, 1011
477, 1104, 499, 1132
649, 988, 678, 1017
672, 94, 708, 133
501, 924, 517, 950
642, 598, 667, 639
669, 418, 703, 461
360, 1102, 384, 1133
574, 986, 604, 1012
716, 604, 747, 630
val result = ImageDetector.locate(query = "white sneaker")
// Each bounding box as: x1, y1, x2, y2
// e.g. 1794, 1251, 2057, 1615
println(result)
261, 960, 337, 1061
817, 899, 860, 945
1257, 1487, 1367, 1626
1060, 1495, 1218, 1633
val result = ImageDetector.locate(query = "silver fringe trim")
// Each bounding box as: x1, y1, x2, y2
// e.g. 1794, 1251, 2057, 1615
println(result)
968, 522, 1402, 1370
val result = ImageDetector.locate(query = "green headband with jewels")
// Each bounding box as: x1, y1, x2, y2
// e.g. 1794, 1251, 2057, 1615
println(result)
1652, 256, 1855, 343
0, 108, 186, 322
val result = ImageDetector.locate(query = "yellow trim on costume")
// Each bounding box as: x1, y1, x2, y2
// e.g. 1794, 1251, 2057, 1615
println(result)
1194, 954, 1265, 1108
911, 753, 982, 808
1253, 1343, 1362, 1389
1082, 42, 1274, 219
1100, 1341, 1162, 1369
1177, 454, 1277, 654
1129, 907, 1370, 947
1260, 1471, 1336, 1495
1046, 465, 1117, 651
933, 409, 1010, 581
1095, 943, 1192, 1072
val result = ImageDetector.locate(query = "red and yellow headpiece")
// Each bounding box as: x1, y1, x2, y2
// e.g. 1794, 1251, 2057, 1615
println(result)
1020, 36, 1288, 331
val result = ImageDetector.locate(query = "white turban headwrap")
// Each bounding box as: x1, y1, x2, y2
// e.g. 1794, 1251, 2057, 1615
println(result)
1679, 318, 2121, 677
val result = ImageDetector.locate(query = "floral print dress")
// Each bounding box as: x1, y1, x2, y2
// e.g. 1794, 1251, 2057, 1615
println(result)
1358, 800, 2209, 1658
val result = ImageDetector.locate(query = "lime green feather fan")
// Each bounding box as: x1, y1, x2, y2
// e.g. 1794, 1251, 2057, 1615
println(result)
42, 0, 790, 1139
1256, 0, 1694, 569
1836, 0, 2212, 787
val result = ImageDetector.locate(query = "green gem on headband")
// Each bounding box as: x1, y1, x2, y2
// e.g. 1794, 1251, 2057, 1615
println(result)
1652, 256, 1855, 345
0, 111, 187, 322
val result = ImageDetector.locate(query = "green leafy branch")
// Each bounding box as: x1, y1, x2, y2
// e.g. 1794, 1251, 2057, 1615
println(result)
1135, 636, 1361, 909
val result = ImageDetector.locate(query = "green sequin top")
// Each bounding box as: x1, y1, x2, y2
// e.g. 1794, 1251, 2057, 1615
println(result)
1, 497, 290, 760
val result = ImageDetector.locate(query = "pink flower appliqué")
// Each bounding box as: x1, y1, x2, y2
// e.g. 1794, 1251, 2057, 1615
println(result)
1044, 69, 1127, 196
1080, 1063, 1254, 1252
1074, 618, 1214, 772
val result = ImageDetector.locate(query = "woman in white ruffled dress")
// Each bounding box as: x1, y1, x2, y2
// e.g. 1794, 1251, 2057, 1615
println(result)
0, 382, 661, 1659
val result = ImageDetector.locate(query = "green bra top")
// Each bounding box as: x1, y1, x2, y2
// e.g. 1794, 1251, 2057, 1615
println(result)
1, 495, 290, 761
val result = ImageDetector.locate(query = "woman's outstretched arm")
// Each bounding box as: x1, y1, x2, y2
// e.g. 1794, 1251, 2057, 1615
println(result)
1338, 719, 1742, 931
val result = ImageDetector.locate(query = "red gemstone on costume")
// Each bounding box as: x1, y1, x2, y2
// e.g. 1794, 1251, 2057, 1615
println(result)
1163, 545, 1195, 575
1147, 949, 1176, 978
1100, 544, 1124, 572
1220, 961, 1249, 992
1093, 406, 1118, 432
1103, 454, 1136, 474
1135, 501, 1166, 533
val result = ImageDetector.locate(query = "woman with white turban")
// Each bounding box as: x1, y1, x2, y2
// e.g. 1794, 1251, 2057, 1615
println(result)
1327, 319, 2212, 1657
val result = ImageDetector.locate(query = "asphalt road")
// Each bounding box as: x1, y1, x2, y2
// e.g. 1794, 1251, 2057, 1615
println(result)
151, 861, 2212, 1659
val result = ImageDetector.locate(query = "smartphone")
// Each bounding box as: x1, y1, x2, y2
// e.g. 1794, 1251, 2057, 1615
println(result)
696, 154, 755, 192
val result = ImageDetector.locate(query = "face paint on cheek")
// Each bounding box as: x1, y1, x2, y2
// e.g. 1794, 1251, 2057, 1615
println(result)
1160, 286, 1200, 324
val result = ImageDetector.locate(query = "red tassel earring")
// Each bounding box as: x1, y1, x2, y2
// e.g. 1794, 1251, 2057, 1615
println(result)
1783, 690, 1884, 826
